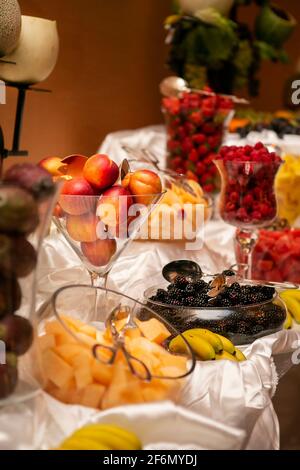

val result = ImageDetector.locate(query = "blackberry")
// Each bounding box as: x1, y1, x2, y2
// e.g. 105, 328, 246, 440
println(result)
219, 298, 231, 307
236, 321, 250, 335
252, 325, 264, 335
194, 279, 207, 290
169, 298, 183, 306
184, 296, 197, 307
168, 287, 184, 299
155, 289, 169, 302
185, 284, 195, 294
174, 276, 189, 290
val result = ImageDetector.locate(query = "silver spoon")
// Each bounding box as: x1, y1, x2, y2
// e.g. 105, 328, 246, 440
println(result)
160, 76, 249, 105
162, 260, 203, 283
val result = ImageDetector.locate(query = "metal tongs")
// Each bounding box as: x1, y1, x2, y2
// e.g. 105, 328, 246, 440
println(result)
92, 304, 151, 381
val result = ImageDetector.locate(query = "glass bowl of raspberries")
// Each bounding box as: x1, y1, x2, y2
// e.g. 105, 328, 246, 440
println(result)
144, 274, 287, 346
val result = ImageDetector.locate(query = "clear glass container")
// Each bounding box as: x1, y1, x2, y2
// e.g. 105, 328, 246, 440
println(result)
162, 91, 234, 193
0, 182, 60, 405
35, 285, 196, 410
144, 283, 287, 346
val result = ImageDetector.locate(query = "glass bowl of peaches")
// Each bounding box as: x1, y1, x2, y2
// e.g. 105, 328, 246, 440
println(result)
35, 285, 196, 410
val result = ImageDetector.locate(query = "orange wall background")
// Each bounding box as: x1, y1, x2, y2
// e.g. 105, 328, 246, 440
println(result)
1, 0, 300, 168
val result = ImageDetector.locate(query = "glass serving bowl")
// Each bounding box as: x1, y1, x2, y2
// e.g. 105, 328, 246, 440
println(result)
144, 283, 287, 346
34, 285, 196, 410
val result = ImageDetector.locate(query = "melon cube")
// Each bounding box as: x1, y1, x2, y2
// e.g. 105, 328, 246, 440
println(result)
42, 349, 73, 388
91, 359, 113, 386
159, 353, 187, 371
76, 332, 97, 348
37, 334, 56, 352
73, 353, 93, 390
60, 315, 85, 331
136, 318, 171, 344
80, 383, 106, 409
141, 385, 169, 403
55, 344, 90, 364
101, 363, 144, 410
159, 366, 186, 378
78, 324, 97, 338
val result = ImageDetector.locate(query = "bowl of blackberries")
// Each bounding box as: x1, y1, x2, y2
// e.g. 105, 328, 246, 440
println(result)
144, 270, 287, 345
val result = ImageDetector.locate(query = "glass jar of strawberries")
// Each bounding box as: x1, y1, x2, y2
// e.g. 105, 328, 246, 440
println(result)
214, 143, 282, 228
162, 91, 234, 193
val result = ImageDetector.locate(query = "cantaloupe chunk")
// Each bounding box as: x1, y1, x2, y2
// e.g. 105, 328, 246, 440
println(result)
76, 332, 97, 348
101, 363, 144, 409
141, 385, 170, 403
42, 349, 74, 388
78, 324, 97, 338
55, 344, 90, 364
37, 334, 56, 352
129, 337, 169, 357
136, 318, 171, 344
80, 383, 106, 409
73, 352, 93, 390
91, 359, 113, 386
60, 315, 85, 331
159, 353, 187, 371
159, 366, 186, 378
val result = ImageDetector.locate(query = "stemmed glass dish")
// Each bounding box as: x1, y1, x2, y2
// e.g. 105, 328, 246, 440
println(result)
214, 143, 282, 279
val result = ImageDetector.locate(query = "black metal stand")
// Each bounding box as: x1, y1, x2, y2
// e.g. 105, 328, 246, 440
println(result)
0, 82, 51, 175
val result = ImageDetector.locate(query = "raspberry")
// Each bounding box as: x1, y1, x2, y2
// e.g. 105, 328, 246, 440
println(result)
198, 145, 208, 157
236, 208, 248, 220
230, 192, 239, 203
188, 148, 198, 162
254, 142, 264, 150
252, 210, 262, 220
167, 140, 181, 152
243, 194, 254, 206
192, 133, 206, 144
203, 183, 215, 193
196, 162, 205, 175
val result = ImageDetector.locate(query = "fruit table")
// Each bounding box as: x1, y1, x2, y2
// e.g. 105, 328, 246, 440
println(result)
2, 127, 300, 450
0, 217, 296, 450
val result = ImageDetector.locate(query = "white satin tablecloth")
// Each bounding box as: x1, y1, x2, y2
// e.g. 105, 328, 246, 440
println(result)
1, 127, 300, 450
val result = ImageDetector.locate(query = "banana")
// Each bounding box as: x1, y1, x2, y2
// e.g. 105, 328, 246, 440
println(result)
215, 334, 236, 355
72, 424, 141, 450
234, 348, 247, 362
216, 351, 238, 362
284, 311, 293, 330
169, 334, 216, 361
281, 289, 300, 302
279, 292, 300, 324
60, 437, 113, 450
183, 329, 223, 353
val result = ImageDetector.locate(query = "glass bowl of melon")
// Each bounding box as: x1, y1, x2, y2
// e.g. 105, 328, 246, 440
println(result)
34, 285, 196, 410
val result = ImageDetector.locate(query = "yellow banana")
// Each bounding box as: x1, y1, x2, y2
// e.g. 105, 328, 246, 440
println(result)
216, 351, 238, 362
234, 348, 247, 362
215, 334, 236, 355
73, 424, 141, 450
184, 329, 223, 353
169, 334, 215, 361
60, 437, 112, 450
280, 292, 300, 324
281, 289, 300, 302
284, 311, 293, 330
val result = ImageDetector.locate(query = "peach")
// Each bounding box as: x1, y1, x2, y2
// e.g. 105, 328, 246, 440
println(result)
81, 239, 117, 267
39, 157, 66, 177
97, 184, 133, 231
66, 213, 98, 242
59, 177, 97, 215
61, 155, 88, 178
83, 154, 119, 190
122, 169, 162, 205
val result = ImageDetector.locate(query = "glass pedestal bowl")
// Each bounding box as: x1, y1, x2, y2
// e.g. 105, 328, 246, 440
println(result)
34, 285, 196, 410
53, 192, 164, 286
144, 283, 287, 346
